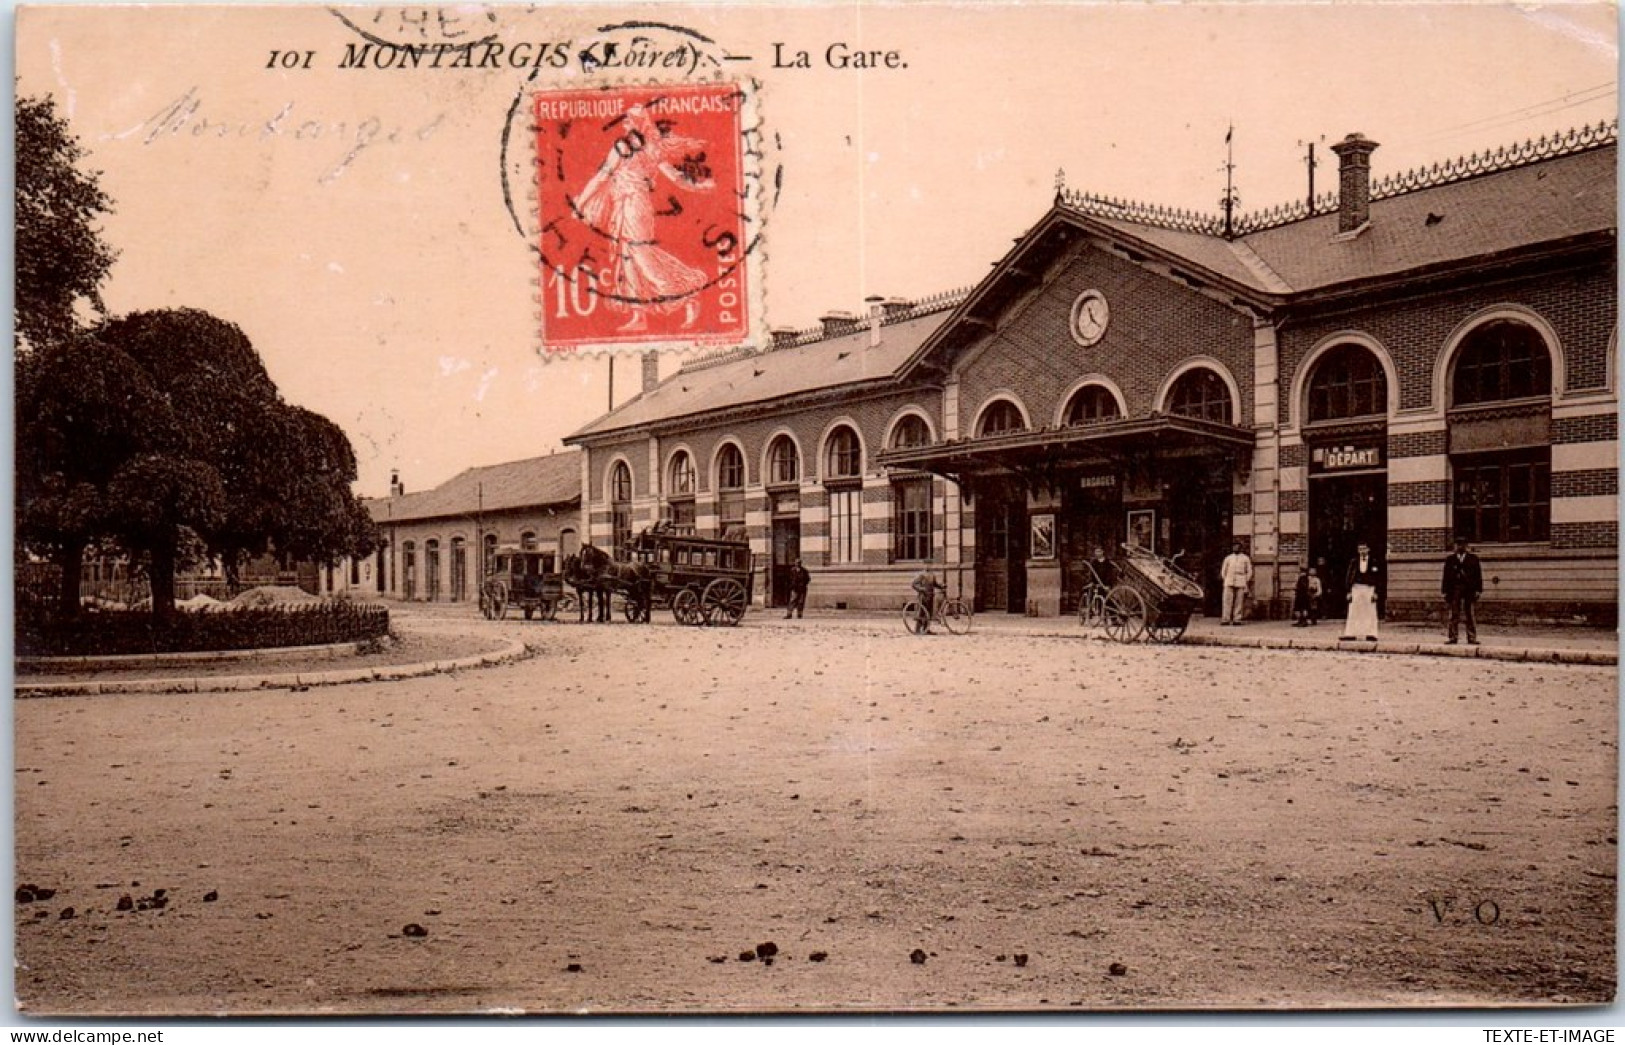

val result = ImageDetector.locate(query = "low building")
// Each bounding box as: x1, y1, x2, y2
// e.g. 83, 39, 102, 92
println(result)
566, 124, 1617, 624
323, 451, 582, 602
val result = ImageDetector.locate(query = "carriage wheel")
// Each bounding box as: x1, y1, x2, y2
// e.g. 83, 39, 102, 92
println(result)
702, 578, 748, 626
555, 592, 576, 618
902, 600, 927, 635
940, 598, 973, 635
1103, 585, 1146, 643
1145, 611, 1188, 644
672, 588, 703, 626
622, 596, 647, 623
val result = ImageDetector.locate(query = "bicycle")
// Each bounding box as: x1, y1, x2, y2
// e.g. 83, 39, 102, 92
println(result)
1076, 581, 1112, 628
903, 591, 973, 635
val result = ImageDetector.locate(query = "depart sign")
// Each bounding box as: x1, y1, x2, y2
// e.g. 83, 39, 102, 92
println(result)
1314, 445, 1383, 472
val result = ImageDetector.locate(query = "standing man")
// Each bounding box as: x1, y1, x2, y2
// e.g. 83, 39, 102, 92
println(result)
785, 558, 811, 620
1441, 536, 1483, 645
1219, 540, 1253, 626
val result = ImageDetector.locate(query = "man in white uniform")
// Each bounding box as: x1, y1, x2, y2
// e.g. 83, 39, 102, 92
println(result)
1219, 541, 1253, 626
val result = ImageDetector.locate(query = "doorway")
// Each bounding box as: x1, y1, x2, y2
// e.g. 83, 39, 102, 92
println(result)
1166, 459, 1234, 618
769, 497, 801, 608
975, 486, 1027, 613
1309, 471, 1388, 618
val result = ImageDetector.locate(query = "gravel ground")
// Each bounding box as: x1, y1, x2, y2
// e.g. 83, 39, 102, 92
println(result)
13, 617, 1616, 1014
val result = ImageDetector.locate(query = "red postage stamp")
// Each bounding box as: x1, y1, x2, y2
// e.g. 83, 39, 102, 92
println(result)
533, 82, 755, 355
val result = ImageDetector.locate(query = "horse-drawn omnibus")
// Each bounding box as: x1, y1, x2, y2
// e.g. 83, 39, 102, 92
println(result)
562, 526, 754, 625
479, 547, 569, 621
625, 526, 754, 626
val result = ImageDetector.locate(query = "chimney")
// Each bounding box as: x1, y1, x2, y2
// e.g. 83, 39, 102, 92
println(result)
1330, 132, 1380, 234
865, 296, 884, 348
640, 350, 660, 394
819, 310, 859, 339
769, 326, 800, 348
389, 470, 404, 497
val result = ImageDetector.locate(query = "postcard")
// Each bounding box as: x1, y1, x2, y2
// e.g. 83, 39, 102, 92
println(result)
13, 2, 1619, 1016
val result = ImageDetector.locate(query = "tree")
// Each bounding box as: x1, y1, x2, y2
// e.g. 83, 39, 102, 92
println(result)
15, 92, 116, 352
20, 307, 378, 618
15, 332, 170, 615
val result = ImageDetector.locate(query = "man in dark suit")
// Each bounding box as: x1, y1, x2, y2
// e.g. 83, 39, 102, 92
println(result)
1441, 536, 1483, 645
785, 559, 810, 619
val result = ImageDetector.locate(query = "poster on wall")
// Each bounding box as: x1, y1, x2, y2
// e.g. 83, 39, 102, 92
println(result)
1030, 513, 1056, 560
1128, 509, 1157, 553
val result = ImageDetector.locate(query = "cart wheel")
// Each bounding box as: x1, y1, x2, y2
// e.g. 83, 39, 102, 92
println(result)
1145, 612, 1188, 644
902, 600, 927, 635
672, 588, 703, 626
622, 597, 647, 623
701, 578, 747, 626
941, 598, 973, 635
555, 592, 576, 617
1103, 585, 1146, 643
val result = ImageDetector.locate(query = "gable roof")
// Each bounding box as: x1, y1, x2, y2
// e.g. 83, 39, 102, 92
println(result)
569, 127, 1615, 438
1067, 134, 1615, 299
368, 451, 581, 525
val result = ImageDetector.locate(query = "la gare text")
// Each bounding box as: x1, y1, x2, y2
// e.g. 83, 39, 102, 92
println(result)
265, 40, 905, 72
771, 42, 907, 70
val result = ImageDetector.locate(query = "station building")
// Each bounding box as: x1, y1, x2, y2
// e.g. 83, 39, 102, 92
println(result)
323, 451, 582, 602
566, 124, 1618, 623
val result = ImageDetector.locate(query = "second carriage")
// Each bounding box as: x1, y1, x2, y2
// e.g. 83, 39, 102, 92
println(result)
625, 528, 756, 627
480, 547, 571, 621
1081, 545, 1204, 644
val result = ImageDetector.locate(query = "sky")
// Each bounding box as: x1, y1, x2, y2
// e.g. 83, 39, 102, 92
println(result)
15, 2, 1619, 497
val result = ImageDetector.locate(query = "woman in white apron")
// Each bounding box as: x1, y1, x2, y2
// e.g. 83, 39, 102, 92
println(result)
1341, 542, 1382, 642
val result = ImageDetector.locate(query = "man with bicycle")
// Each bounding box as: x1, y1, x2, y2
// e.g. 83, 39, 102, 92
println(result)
911, 566, 946, 634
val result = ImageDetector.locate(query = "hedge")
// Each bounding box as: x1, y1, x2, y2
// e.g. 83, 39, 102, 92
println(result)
16, 601, 391, 658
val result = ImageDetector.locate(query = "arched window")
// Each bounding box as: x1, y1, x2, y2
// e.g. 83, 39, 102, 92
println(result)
521, 530, 537, 551
425, 538, 441, 601
824, 425, 862, 564
716, 444, 746, 490
668, 450, 696, 496
978, 400, 1026, 437
1308, 344, 1387, 422
767, 435, 799, 485
1449, 320, 1554, 544
449, 536, 466, 602
824, 425, 862, 480
716, 443, 746, 535
666, 451, 696, 530
401, 541, 417, 600
610, 461, 633, 503
559, 528, 579, 559
890, 414, 932, 448
610, 461, 633, 557
1452, 320, 1552, 406
1064, 386, 1122, 426
1168, 369, 1232, 424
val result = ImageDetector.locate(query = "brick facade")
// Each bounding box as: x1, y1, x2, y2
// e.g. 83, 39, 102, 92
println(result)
571, 141, 1617, 623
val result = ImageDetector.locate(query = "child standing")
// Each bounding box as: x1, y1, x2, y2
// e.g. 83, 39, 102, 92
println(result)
1307, 567, 1323, 625
1292, 566, 1313, 627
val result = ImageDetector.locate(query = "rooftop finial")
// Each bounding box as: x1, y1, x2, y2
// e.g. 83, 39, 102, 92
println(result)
1054, 167, 1067, 205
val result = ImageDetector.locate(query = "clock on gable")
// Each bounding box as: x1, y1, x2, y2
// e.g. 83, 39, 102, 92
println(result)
1069, 289, 1110, 347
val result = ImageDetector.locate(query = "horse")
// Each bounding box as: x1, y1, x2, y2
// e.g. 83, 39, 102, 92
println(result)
564, 544, 652, 623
